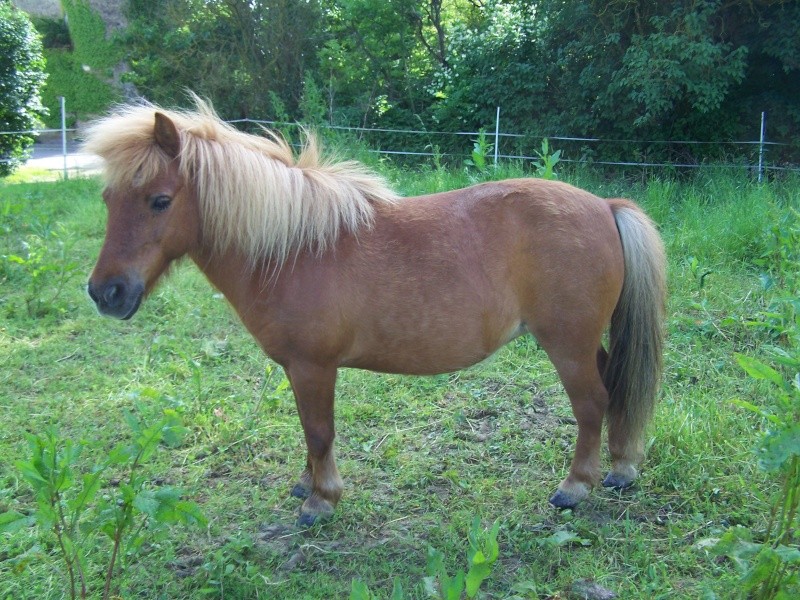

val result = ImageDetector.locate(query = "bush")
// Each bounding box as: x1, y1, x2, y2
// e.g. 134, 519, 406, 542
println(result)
0, 1, 48, 177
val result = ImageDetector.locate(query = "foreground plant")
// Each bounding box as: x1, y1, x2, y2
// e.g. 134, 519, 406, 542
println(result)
700, 218, 800, 598
707, 351, 800, 599
0, 408, 206, 600
1, 225, 80, 318
350, 518, 500, 599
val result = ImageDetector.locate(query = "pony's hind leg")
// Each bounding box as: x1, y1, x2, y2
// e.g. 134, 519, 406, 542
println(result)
537, 335, 611, 509
595, 346, 639, 489
285, 363, 343, 526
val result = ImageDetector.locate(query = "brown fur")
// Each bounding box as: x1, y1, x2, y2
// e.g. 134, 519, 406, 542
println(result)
85, 101, 666, 522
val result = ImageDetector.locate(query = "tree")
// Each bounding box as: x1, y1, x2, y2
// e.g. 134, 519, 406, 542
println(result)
0, 1, 47, 177
428, 0, 799, 163
124, 0, 322, 119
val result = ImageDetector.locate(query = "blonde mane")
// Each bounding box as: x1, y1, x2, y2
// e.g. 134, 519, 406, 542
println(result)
83, 98, 399, 266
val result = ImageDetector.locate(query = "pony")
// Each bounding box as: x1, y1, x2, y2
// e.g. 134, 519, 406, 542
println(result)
85, 99, 666, 526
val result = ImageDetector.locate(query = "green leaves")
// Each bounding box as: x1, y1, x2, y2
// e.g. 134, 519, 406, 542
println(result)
736, 354, 785, 388
704, 526, 800, 598
465, 517, 500, 597
1, 408, 205, 600
0, 511, 33, 534
712, 316, 800, 598
349, 518, 500, 599
0, 3, 47, 177
532, 138, 561, 181
1, 226, 80, 318
424, 518, 500, 599
133, 487, 207, 527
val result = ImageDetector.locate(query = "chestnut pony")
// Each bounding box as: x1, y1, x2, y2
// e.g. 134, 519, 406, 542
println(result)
85, 100, 666, 525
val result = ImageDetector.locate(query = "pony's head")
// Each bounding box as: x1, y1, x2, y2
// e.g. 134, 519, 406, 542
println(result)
85, 97, 398, 320
87, 111, 197, 319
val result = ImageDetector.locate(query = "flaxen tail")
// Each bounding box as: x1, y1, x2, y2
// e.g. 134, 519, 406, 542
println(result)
605, 199, 666, 463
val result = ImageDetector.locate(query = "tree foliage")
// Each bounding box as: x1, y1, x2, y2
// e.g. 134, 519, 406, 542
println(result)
125, 0, 322, 119
431, 0, 798, 161
115, 0, 800, 162
0, 0, 47, 177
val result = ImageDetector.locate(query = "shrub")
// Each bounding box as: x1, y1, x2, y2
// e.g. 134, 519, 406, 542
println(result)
0, 1, 48, 177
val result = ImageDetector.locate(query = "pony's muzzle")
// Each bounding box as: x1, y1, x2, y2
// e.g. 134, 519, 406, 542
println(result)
87, 276, 144, 320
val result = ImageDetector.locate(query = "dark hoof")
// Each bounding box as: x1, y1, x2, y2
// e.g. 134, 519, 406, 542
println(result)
296, 512, 318, 528
549, 489, 579, 509
602, 473, 634, 490
290, 483, 311, 499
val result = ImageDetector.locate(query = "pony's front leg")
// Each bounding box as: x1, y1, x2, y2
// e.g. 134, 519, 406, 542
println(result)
286, 362, 343, 526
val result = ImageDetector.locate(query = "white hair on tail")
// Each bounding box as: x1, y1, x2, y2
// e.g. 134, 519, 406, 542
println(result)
83, 95, 399, 268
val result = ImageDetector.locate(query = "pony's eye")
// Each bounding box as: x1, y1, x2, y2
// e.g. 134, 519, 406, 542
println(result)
149, 194, 172, 213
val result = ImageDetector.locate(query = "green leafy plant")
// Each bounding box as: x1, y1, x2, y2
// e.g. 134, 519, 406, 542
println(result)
704, 350, 800, 599
687, 255, 713, 291
0, 2, 48, 176
1, 224, 79, 317
465, 129, 493, 177
532, 138, 561, 180
350, 578, 404, 600
349, 518, 500, 599
425, 518, 500, 599
754, 209, 800, 343
701, 208, 800, 599
0, 408, 206, 600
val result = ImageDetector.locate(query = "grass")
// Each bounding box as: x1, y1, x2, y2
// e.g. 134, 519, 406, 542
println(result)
1, 166, 798, 599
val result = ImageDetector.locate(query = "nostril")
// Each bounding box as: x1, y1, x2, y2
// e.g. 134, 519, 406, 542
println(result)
103, 282, 125, 307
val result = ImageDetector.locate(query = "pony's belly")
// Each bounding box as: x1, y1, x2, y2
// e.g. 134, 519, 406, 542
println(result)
340, 320, 527, 375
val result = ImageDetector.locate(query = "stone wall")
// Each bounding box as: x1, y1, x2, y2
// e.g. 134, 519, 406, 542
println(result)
12, 1, 127, 32
12, 1, 62, 18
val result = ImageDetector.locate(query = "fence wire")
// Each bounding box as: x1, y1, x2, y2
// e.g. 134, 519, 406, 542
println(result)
2, 118, 797, 176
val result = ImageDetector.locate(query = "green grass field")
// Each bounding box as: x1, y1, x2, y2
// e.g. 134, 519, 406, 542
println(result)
1, 164, 798, 599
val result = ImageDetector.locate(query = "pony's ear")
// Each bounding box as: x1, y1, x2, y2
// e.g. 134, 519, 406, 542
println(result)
154, 112, 181, 158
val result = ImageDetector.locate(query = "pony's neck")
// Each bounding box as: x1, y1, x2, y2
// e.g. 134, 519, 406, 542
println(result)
189, 245, 279, 325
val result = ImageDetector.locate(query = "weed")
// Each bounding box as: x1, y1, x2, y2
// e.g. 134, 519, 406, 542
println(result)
0, 406, 206, 600
1, 225, 80, 318
687, 255, 713, 291
698, 214, 800, 599
532, 138, 561, 180
702, 350, 800, 599
465, 129, 493, 178
350, 518, 500, 599
754, 209, 800, 342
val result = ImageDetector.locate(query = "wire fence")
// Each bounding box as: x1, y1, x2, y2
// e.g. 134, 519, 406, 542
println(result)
226, 109, 800, 178
3, 99, 797, 179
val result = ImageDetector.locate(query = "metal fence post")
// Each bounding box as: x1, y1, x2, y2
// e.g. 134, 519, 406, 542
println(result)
494, 107, 500, 167
758, 111, 766, 183
60, 96, 68, 180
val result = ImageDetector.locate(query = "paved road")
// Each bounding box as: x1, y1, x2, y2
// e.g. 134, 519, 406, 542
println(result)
26, 137, 102, 174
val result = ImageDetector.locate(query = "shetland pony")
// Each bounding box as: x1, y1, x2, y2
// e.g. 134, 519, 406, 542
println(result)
85, 100, 666, 525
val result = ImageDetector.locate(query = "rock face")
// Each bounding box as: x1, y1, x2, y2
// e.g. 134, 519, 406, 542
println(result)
86, 0, 127, 32
13, 1, 62, 18
13, 1, 126, 33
